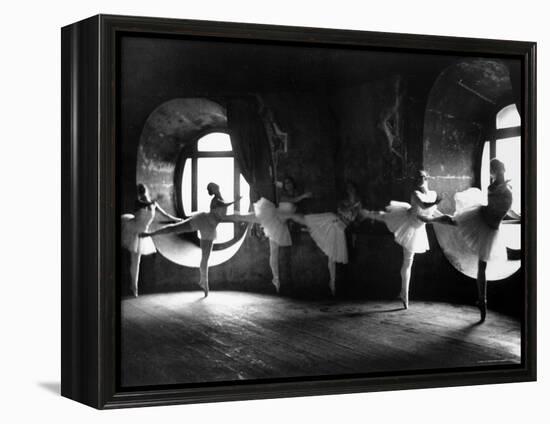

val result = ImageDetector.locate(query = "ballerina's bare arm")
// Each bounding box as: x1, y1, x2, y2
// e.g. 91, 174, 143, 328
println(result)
282, 212, 307, 226
221, 212, 259, 224
212, 196, 242, 209
280, 191, 312, 203
140, 217, 194, 237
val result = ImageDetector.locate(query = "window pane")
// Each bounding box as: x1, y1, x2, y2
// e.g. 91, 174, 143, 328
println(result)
496, 137, 521, 215
215, 223, 234, 244
480, 141, 490, 201
496, 104, 520, 129
197, 157, 234, 242
197, 157, 234, 212
197, 132, 232, 151
479, 138, 521, 250
239, 174, 251, 212
181, 158, 192, 214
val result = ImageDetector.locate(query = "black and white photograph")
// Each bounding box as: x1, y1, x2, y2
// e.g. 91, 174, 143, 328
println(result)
117, 33, 527, 388
3, 0, 547, 421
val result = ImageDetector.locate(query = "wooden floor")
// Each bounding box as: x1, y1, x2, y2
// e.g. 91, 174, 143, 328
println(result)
121, 291, 521, 387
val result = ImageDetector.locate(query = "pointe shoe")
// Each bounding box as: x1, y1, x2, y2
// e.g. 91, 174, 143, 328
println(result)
198, 280, 209, 298
399, 292, 409, 309
476, 300, 487, 323
131, 285, 138, 297
272, 277, 280, 294
329, 280, 336, 296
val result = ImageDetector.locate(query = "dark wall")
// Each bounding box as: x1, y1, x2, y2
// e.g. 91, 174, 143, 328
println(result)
423, 59, 515, 213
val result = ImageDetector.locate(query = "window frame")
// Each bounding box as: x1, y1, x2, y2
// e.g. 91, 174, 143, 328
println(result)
175, 129, 249, 251
477, 104, 521, 191
487, 126, 521, 163
477, 104, 522, 253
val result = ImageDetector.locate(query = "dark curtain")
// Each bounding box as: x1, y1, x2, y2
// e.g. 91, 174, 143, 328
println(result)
508, 60, 522, 117
227, 98, 276, 204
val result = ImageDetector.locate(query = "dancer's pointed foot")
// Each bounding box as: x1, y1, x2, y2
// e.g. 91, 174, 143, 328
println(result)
198, 280, 209, 298
329, 280, 336, 296
399, 292, 409, 309
131, 285, 138, 297
476, 300, 487, 323
272, 277, 280, 294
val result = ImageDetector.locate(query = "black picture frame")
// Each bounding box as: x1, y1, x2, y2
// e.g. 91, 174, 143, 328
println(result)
61, 14, 537, 409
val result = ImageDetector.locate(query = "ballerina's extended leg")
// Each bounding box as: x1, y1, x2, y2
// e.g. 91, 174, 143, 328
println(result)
222, 213, 259, 224
142, 218, 214, 296
281, 212, 307, 226
418, 214, 456, 225
358, 209, 386, 223
142, 218, 196, 237
227, 211, 308, 294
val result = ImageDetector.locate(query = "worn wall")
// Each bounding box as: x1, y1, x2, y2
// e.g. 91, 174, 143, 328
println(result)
121, 90, 337, 296
421, 59, 522, 315
318, 62, 522, 315
121, 75, 430, 299
321, 74, 430, 299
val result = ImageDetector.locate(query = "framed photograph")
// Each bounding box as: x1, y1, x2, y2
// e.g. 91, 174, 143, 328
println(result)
61, 14, 536, 409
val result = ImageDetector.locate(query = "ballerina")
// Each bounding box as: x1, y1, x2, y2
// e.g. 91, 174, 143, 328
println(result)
225, 176, 311, 292
141, 182, 240, 297
360, 170, 444, 309
278, 180, 362, 295
253, 176, 312, 292
430, 158, 513, 322
338, 180, 363, 251
121, 183, 182, 297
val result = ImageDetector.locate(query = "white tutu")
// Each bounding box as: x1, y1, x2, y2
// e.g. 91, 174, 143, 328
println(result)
305, 213, 348, 263
121, 209, 157, 255
453, 188, 507, 261
253, 197, 292, 246
187, 212, 219, 241
383, 201, 429, 253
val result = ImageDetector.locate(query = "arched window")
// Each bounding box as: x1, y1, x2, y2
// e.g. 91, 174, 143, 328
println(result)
480, 104, 521, 250
179, 132, 250, 245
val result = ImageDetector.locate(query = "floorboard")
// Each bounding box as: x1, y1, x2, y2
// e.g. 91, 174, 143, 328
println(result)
121, 291, 521, 387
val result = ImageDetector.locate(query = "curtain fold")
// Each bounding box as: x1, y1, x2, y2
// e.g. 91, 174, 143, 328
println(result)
508, 61, 522, 117
226, 98, 276, 204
